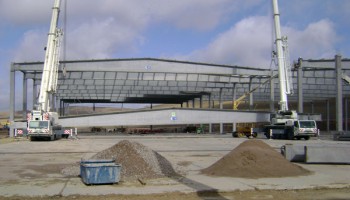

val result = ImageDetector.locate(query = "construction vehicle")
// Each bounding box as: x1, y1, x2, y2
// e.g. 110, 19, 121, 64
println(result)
27, 0, 63, 141
261, 0, 318, 140
232, 123, 258, 138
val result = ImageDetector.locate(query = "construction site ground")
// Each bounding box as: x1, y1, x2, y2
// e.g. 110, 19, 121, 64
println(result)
1, 133, 350, 200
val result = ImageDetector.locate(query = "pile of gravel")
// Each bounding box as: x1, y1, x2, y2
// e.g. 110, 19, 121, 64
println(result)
201, 140, 311, 178
62, 140, 176, 182
91, 140, 176, 181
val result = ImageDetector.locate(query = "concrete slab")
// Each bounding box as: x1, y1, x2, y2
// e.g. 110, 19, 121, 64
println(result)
306, 146, 350, 164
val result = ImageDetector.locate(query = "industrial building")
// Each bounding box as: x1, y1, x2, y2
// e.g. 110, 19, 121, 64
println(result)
9, 56, 350, 136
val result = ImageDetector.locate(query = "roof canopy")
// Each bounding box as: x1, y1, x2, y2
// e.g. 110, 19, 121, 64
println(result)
12, 57, 350, 106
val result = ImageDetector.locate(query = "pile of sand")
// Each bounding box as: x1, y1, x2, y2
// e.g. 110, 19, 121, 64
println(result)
90, 140, 176, 181
201, 140, 311, 178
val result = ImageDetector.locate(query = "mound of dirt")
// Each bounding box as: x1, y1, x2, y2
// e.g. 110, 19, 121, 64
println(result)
201, 140, 311, 178
90, 140, 176, 181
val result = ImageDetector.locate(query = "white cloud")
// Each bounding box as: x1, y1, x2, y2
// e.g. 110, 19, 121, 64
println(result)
182, 16, 273, 68
65, 18, 143, 60
0, 0, 52, 25
285, 19, 338, 59
179, 17, 338, 68
14, 30, 46, 62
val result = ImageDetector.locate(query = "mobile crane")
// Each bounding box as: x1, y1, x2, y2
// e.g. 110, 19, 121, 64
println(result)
27, 0, 63, 141
262, 0, 318, 140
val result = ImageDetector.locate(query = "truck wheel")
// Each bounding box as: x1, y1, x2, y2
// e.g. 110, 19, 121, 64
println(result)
232, 132, 238, 138
287, 132, 294, 140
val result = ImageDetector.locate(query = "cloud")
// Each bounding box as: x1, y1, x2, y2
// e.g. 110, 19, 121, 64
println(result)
65, 18, 143, 60
3, 0, 265, 61
14, 29, 46, 62
285, 19, 338, 59
181, 16, 273, 68
179, 17, 338, 68
0, 0, 52, 25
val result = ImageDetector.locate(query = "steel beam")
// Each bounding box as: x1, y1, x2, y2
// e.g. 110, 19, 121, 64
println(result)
58, 108, 271, 128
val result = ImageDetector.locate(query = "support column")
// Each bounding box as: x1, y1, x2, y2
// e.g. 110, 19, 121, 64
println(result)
208, 94, 212, 133
232, 84, 236, 131
297, 60, 304, 113
270, 71, 275, 112
32, 82, 37, 109
56, 98, 60, 115
326, 100, 330, 132
249, 78, 253, 110
22, 74, 28, 119
51, 94, 56, 112
219, 88, 223, 134
208, 94, 212, 109
336, 54, 343, 132
219, 88, 223, 109
346, 98, 348, 131
9, 64, 16, 137
232, 83, 236, 109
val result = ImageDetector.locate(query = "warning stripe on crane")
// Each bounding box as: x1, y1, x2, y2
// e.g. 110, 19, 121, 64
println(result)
27, 113, 32, 120
43, 113, 49, 120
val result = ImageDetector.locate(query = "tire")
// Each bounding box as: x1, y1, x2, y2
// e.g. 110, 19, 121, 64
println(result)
232, 132, 238, 138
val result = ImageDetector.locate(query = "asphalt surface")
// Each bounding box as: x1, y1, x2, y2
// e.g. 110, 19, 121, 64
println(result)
0, 133, 350, 198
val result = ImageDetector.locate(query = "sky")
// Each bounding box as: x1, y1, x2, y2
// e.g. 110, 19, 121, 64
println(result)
0, 0, 349, 112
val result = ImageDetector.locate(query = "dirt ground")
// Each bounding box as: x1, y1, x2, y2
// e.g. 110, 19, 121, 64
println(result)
1, 188, 350, 200
1, 134, 350, 200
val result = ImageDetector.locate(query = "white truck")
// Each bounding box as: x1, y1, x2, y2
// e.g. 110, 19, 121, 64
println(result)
27, 0, 63, 141
263, 110, 318, 140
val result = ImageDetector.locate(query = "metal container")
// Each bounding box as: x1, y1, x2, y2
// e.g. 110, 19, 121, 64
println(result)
80, 159, 121, 185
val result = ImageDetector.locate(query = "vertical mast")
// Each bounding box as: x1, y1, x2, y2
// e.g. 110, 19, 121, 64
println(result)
38, 0, 61, 112
272, 0, 289, 111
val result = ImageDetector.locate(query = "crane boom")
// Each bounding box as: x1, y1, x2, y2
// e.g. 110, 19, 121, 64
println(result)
272, 0, 290, 112
27, 0, 63, 141
38, 0, 62, 112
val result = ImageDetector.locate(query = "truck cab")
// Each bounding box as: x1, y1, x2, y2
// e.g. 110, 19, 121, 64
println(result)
293, 120, 318, 140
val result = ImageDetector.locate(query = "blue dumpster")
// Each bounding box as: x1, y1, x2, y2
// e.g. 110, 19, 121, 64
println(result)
80, 159, 121, 185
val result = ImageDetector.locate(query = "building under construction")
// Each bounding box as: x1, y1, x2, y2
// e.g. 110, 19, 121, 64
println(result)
9, 56, 350, 136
